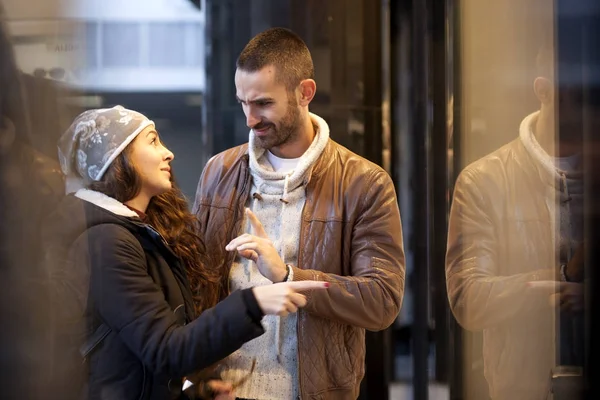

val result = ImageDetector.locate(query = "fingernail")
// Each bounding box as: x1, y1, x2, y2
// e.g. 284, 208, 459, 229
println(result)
324, 282, 330, 288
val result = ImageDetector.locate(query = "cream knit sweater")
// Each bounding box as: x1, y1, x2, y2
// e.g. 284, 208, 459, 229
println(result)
218, 113, 330, 400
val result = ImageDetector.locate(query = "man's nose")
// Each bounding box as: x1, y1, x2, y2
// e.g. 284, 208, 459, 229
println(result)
246, 111, 260, 128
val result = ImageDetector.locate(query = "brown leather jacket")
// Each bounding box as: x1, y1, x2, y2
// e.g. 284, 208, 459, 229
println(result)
193, 139, 405, 399
446, 138, 562, 399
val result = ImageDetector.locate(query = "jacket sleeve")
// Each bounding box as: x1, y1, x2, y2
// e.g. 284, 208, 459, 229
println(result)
445, 170, 554, 331
82, 224, 264, 377
291, 170, 405, 331
192, 155, 216, 217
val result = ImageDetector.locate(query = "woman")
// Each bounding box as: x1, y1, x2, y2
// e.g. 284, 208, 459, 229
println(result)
46, 106, 327, 400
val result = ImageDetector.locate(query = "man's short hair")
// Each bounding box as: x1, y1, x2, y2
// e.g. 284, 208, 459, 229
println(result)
237, 27, 314, 91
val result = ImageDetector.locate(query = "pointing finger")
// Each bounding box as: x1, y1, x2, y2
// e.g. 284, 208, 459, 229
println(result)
245, 208, 268, 238
286, 281, 330, 292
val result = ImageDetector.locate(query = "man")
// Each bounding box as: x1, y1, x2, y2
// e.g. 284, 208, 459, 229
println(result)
193, 28, 405, 400
445, 43, 585, 399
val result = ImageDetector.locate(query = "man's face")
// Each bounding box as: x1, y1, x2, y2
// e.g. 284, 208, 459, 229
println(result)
537, 77, 584, 149
235, 66, 302, 150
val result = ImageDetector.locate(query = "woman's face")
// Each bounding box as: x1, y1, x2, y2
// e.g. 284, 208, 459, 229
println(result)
128, 125, 174, 198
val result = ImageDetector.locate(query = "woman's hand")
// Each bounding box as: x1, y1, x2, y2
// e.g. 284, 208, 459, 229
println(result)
207, 380, 234, 400
183, 379, 234, 399
252, 281, 329, 316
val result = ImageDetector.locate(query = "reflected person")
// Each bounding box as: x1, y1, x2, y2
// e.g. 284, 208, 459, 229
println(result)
446, 44, 585, 400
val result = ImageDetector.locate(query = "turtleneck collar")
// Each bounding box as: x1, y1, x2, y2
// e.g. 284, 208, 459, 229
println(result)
248, 112, 330, 196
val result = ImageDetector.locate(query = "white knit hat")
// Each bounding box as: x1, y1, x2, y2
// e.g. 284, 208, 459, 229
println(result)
57, 105, 153, 193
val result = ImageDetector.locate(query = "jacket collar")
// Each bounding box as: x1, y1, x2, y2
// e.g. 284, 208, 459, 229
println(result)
75, 189, 139, 218
243, 113, 334, 186
519, 111, 560, 188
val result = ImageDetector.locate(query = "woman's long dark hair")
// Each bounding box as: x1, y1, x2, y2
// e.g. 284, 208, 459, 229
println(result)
89, 146, 221, 316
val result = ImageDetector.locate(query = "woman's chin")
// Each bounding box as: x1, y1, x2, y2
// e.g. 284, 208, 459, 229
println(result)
149, 182, 173, 198
160, 182, 173, 193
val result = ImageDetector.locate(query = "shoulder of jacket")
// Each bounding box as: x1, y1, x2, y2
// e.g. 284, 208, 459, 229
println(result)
324, 140, 383, 172
326, 141, 390, 186
458, 139, 522, 185
81, 223, 143, 251
205, 143, 249, 169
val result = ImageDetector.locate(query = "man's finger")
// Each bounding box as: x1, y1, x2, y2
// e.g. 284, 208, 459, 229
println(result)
238, 249, 258, 262
225, 235, 259, 251
246, 208, 268, 238
286, 281, 330, 292
237, 242, 259, 252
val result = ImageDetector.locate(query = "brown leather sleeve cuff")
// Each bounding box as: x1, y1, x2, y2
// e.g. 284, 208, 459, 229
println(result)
528, 268, 559, 282
290, 266, 316, 281
290, 266, 321, 304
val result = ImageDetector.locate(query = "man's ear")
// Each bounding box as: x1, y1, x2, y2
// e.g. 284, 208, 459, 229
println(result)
534, 77, 553, 105
298, 79, 316, 106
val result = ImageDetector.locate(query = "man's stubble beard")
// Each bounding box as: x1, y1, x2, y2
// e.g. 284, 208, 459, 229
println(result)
255, 96, 302, 150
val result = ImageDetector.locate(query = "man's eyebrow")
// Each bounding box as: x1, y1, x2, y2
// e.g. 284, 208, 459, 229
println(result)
236, 96, 275, 104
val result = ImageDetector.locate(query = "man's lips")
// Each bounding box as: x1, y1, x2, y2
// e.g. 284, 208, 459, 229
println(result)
253, 125, 272, 135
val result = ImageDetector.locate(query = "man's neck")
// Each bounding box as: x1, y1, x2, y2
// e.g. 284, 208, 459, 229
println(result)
534, 109, 557, 157
534, 111, 582, 158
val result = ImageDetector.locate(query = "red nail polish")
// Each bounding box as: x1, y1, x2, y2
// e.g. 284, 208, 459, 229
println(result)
324, 282, 330, 288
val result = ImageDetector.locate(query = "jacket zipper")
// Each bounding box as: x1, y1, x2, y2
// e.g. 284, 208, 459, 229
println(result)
296, 193, 309, 400
560, 172, 574, 261
144, 224, 170, 250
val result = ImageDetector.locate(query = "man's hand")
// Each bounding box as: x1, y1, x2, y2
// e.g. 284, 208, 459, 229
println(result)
565, 243, 584, 282
225, 208, 288, 282
528, 281, 584, 313
555, 282, 584, 313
